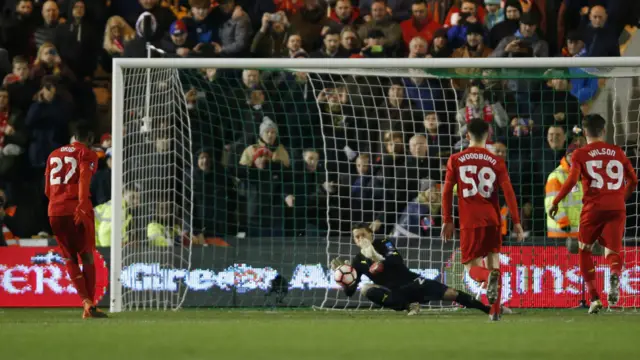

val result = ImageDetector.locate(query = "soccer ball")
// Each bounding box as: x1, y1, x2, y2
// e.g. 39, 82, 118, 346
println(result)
334, 264, 357, 287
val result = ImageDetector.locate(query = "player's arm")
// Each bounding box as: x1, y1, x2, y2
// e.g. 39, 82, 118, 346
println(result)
441, 157, 456, 241
75, 151, 97, 224
552, 158, 581, 207
498, 162, 521, 226
623, 155, 638, 200
44, 155, 51, 199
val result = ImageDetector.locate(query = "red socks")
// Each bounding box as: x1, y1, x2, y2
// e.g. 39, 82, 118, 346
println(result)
469, 266, 490, 283
82, 261, 96, 303
579, 249, 599, 300
65, 259, 89, 302
606, 253, 622, 276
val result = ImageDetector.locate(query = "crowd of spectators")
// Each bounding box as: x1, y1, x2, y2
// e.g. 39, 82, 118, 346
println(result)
0, 0, 638, 246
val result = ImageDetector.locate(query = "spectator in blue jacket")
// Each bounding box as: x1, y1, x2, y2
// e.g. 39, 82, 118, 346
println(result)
447, 10, 485, 49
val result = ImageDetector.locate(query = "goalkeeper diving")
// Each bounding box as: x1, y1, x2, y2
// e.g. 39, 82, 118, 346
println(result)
331, 224, 492, 316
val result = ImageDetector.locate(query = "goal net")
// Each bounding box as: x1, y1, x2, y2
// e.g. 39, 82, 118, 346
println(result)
111, 57, 640, 312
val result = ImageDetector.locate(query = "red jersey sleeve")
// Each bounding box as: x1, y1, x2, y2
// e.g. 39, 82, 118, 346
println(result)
78, 149, 98, 204
552, 150, 582, 207
497, 160, 521, 225
44, 154, 52, 199
442, 156, 457, 224
622, 153, 638, 200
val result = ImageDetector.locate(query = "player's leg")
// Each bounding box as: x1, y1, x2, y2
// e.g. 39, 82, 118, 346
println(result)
49, 216, 90, 306
461, 227, 491, 285
578, 215, 605, 313
78, 219, 107, 318
361, 284, 409, 311
395, 278, 491, 314
484, 252, 502, 320
600, 211, 625, 306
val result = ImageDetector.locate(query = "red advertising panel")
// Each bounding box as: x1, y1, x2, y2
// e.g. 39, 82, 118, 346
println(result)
462, 246, 640, 308
0, 247, 108, 307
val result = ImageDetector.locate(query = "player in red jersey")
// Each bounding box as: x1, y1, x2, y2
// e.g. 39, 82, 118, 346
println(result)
441, 119, 524, 321
549, 114, 638, 314
45, 124, 107, 319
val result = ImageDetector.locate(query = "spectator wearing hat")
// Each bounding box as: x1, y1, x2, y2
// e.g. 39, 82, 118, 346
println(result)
239, 118, 290, 168
562, 29, 586, 57
488, 0, 522, 49
360, 29, 391, 58
427, 28, 452, 58
582, 5, 620, 57
491, 12, 549, 58
357, 0, 402, 51
311, 28, 350, 58
484, 0, 504, 30
160, 20, 195, 57
400, 0, 441, 49
451, 23, 493, 90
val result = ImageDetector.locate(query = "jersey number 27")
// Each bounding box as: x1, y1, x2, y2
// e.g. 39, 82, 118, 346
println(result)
585, 160, 623, 190
459, 165, 496, 198
49, 156, 78, 185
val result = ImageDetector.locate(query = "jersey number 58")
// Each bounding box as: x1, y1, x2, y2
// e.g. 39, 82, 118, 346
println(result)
49, 156, 78, 185
459, 165, 496, 198
585, 160, 623, 190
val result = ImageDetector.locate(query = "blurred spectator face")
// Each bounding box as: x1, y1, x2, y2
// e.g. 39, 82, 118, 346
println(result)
520, 23, 536, 38
16, 0, 33, 16
385, 133, 404, 154
287, 35, 302, 53
13, 61, 29, 80
366, 36, 384, 47
433, 35, 447, 49
249, 89, 265, 106
460, 1, 477, 15
242, 70, 260, 88
156, 137, 170, 152
40, 45, 59, 65
340, 30, 358, 50
467, 86, 481, 105
550, 78, 570, 91
294, 71, 307, 83
371, 1, 387, 21
205, 68, 217, 81
411, 2, 428, 22
42, 1, 59, 24
335, 0, 352, 21
139, 0, 158, 10
324, 34, 340, 53
486, 4, 499, 14
589, 6, 607, 28
355, 155, 369, 175
124, 190, 141, 208
388, 85, 404, 103
547, 126, 566, 150
303, 150, 319, 171
219, 0, 236, 14
171, 33, 187, 46
492, 142, 507, 160
304, 0, 320, 10
72, 1, 85, 19
110, 23, 123, 39
466, 32, 483, 47
263, 128, 277, 145
424, 113, 439, 133
408, 37, 428, 57
40, 83, 56, 102
0, 90, 8, 110
197, 152, 211, 171
409, 135, 428, 157
505, 5, 520, 20
191, 5, 211, 21
567, 39, 585, 56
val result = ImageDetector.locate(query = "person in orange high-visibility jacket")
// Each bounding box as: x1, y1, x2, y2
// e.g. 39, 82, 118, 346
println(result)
545, 144, 583, 238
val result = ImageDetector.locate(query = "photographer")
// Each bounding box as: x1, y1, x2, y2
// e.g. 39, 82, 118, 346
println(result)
250, 11, 291, 58
491, 12, 549, 58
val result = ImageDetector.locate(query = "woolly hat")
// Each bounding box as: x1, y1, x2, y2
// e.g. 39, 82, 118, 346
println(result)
259, 118, 278, 138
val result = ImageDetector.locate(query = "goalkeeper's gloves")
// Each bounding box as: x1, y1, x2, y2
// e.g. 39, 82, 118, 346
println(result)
74, 201, 93, 226
330, 257, 350, 271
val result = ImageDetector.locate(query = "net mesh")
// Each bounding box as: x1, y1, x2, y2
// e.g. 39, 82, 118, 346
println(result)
118, 68, 194, 310
116, 63, 640, 310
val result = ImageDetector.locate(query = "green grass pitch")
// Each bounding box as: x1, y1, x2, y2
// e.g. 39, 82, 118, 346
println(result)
2, 308, 639, 360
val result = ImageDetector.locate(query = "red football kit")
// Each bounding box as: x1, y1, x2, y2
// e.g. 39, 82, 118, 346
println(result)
553, 141, 638, 252
44, 142, 98, 306
442, 147, 521, 263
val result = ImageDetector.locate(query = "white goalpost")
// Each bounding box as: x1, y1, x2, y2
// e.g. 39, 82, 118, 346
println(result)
110, 57, 640, 313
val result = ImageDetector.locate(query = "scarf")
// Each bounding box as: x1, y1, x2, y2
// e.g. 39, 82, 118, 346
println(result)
0, 111, 8, 147
465, 103, 494, 141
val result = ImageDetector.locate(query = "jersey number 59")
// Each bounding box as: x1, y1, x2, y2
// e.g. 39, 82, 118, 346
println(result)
459, 165, 496, 198
585, 160, 623, 190
49, 156, 78, 185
